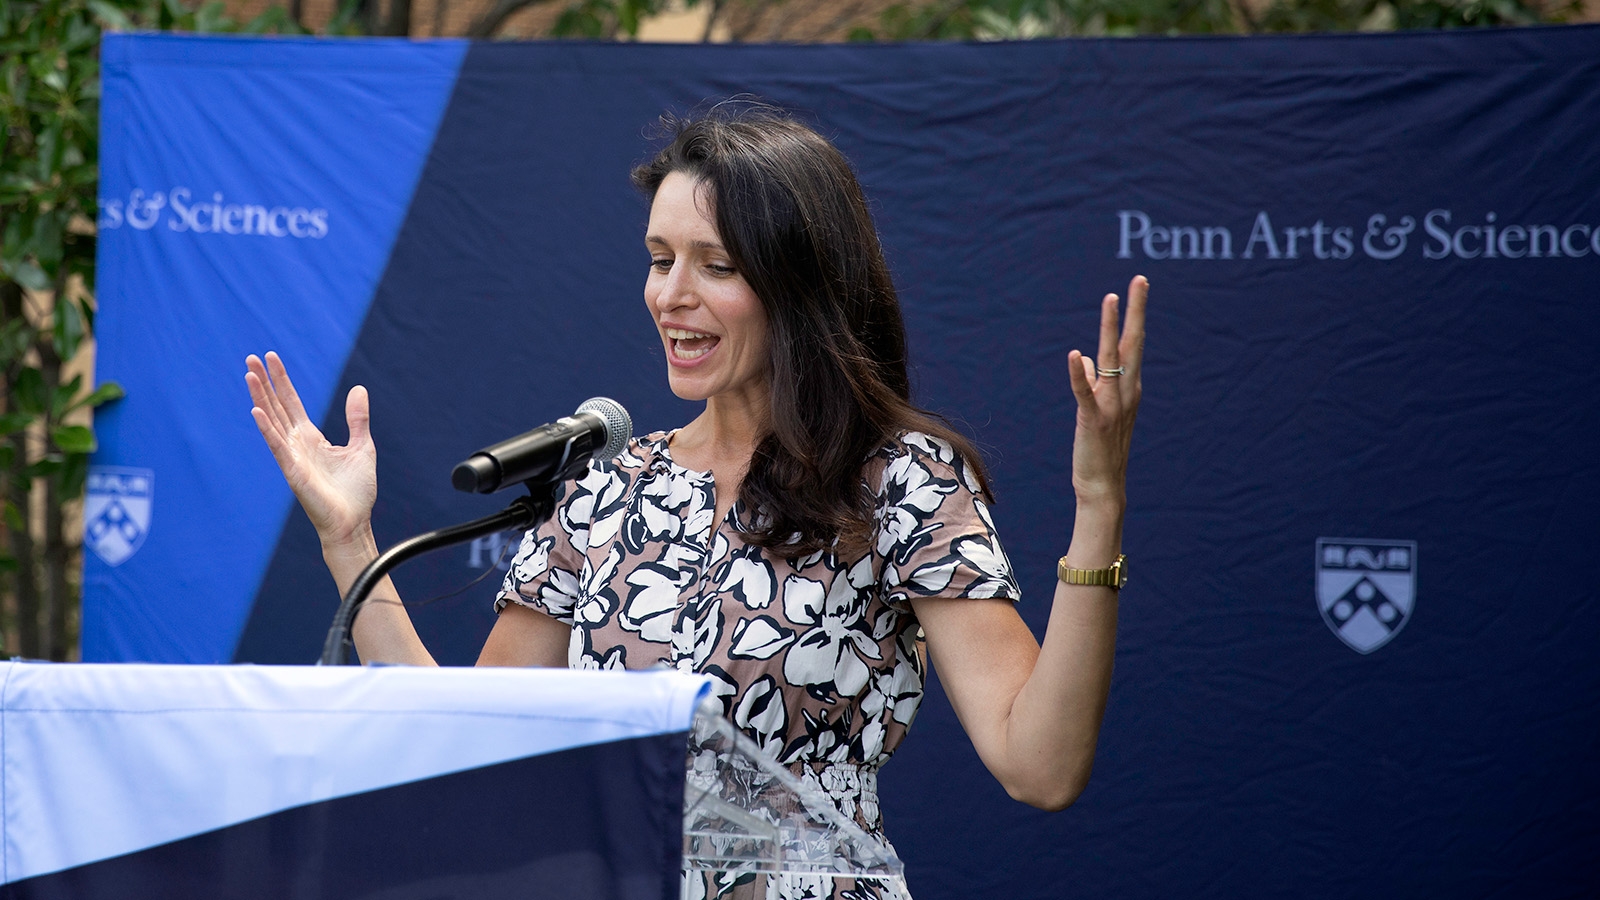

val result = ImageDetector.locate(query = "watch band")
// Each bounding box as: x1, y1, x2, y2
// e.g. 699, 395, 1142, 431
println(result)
1057, 553, 1127, 590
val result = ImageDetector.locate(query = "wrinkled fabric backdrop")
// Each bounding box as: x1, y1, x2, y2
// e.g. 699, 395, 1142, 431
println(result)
86, 28, 1599, 898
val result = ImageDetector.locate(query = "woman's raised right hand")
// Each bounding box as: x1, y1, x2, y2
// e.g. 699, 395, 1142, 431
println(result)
245, 352, 377, 548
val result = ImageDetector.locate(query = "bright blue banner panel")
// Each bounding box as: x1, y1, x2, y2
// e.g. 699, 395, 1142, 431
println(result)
88, 29, 1600, 900
87, 35, 466, 663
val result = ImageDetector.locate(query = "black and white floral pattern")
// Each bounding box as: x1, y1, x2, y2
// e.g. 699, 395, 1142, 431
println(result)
496, 432, 1018, 900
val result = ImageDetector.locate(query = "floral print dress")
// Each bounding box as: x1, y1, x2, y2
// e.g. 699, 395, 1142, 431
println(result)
496, 431, 1021, 900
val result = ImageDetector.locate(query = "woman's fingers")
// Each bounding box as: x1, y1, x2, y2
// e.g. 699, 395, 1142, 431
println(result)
250, 405, 287, 456
246, 379, 274, 437
1097, 292, 1122, 374
1067, 350, 1098, 411
1067, 279, 1148, 429
245, 353, 380, 542
244, 356, 272, 414
1067, 278, 1147, 497
345, 385, 371, 449
1120, 276, 1149, 381
264, 351, 312, 425
245, 354, 294, 433
244, 365, 289, 438
1071, 278, 1149, 405
249, 405, 315, 490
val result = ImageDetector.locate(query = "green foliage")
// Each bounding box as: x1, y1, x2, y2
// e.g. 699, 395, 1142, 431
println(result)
0, 0, 303, 659
1, 2, 101, 297
2, 0, 131, 528
80, 0, 310, 34
1, 499, 22, 532
552, 0, 705, 38
855, 0, 1576, 38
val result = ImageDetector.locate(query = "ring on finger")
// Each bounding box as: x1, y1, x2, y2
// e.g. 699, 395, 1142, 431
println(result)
1096, 365, 1126, 378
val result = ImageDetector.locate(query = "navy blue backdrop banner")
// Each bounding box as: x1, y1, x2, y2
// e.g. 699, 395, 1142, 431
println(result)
89, 29, 1598, 899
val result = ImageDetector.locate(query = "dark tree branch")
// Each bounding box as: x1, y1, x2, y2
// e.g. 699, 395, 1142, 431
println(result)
39, 272, 69, 662
381, 0, 413, 35
916, 0, 970, 38
466, 0, 554, 37
800, 0, 874, 40
44, 476, 67, 660
764, 0, 803, 40
4, 428, 35, 658
701, 0, 726, 40
1230, 0, 1262, 31
1, 279, 40, 660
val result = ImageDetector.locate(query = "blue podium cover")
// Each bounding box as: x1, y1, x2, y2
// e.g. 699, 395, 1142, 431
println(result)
87, 29, 1600, 899
0, 663, 706, 898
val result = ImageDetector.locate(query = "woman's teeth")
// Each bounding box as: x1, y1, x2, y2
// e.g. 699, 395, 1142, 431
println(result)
667, 328, 717, 359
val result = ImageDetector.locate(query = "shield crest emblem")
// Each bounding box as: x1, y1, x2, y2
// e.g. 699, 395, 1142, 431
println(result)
84, 467, 155, 566
1316, 538, 1416, 654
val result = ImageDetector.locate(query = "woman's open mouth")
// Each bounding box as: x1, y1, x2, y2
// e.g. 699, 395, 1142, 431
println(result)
666, 327, 719, 361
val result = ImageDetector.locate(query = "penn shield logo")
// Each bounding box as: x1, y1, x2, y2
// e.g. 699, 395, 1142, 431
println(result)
85, 467, 155, 566
1316, 538, 1416, 654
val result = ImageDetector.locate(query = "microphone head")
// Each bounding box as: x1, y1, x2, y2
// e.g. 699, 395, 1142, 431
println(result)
576, 397, 632, 461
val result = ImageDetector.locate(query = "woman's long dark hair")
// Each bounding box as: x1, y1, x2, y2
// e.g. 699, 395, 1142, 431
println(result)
632, 104, 993, 559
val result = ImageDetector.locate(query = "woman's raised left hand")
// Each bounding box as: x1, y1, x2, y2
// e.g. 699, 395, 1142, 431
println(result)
916, 275, 1146, 810
1066, 275, 1147, 506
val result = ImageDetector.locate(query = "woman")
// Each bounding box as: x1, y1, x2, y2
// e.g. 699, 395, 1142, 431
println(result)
245, 106, 1146, 900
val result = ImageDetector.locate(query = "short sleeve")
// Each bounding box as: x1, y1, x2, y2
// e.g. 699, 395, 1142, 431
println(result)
875, 432, 1021, 610
493, 509, 582, 624
493, 459, 614, 623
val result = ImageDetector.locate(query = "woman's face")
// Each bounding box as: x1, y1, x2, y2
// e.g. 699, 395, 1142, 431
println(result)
644, 171, 772, 409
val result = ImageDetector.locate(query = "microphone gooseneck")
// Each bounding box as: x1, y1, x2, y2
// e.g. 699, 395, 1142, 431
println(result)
318, 489, 556, 666
319, 398, 633, 665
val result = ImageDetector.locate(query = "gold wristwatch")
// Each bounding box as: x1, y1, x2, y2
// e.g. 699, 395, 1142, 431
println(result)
1057, 553, 1128, 590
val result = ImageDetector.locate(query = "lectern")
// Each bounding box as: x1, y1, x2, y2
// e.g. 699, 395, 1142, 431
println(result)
0, 662, 902, 899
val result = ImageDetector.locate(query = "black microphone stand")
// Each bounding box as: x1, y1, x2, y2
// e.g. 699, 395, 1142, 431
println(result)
317, 482, 560, 666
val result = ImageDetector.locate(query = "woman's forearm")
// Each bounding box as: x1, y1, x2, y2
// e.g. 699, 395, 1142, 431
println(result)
322, 528, 438, 667
999, 496, 1122, 809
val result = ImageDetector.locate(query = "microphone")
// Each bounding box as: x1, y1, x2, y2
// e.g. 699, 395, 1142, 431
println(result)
451, 398, 631, 494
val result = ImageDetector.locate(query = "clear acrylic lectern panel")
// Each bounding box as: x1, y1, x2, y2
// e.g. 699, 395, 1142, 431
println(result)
682, 698, 907, 896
